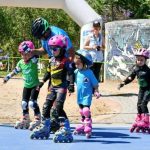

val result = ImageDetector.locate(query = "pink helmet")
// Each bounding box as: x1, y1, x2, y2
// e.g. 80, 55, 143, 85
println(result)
134, 48, 149, 59
18, 41, 35, 53
48, 35, 67, 48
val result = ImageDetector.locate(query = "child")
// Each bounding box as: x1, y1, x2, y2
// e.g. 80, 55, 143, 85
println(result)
118, 48, 150, 133
3, 41, 41, 130
30, 35, 74, 143
73, 49, 101, 138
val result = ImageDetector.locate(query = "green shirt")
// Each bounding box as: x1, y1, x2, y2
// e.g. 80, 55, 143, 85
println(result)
16, 59, 39, 88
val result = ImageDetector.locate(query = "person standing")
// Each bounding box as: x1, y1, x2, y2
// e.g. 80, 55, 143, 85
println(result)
84, 20, 105, 82
118, 48, 150, 133
31, 17, 75, 61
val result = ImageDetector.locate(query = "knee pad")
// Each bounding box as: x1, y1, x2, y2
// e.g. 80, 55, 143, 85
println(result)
22, 100, 28, 110
83, 107, 91, 118
29, 100, 38, 110
79, 108, 84, 116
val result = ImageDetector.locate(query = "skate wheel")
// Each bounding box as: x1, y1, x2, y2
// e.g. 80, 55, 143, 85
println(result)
86, 133, 91, 138
53, 136, 58, 143
25, 126, 29, 129
45, 135, 49, 139
135, 127, 140, 133
73, 130, 77, 135
30, 134, 34, 139
142, 128, 146, 133
67, 136, 73, 143
130, 127, 135, 133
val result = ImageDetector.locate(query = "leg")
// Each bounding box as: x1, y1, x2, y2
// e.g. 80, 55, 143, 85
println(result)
15, 87, 30, 129
83, 107, 92, 138
53, 88, 73, 143
130, 90, 143, 132
30, 90, 56, 139
74, 104, 85, 134
29, 87, 41, 130
94, 63, 102, 82
136, 90, 150, 133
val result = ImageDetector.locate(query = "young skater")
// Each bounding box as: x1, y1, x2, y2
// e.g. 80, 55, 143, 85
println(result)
73, 49, 101, 138
3, 41, 41, 130
118, 48, 150, 133
30, 35, 74, 142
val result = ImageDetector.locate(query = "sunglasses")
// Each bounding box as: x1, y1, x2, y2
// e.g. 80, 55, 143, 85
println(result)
51, 46, 61, 52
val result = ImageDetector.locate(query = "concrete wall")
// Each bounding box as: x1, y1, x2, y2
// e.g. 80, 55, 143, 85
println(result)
105, 19, 150, 80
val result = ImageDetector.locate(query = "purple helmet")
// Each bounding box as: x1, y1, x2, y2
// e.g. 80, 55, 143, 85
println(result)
134, 48, 149, 59
48, 35, 67, 48
18, 41, 35, 53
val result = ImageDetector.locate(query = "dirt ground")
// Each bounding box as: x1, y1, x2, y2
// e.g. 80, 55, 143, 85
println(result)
0, 77, 138, 125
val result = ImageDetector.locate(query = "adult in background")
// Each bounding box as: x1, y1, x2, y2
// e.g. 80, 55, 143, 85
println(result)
31, 17, 75, 61
84, 20, 105, 82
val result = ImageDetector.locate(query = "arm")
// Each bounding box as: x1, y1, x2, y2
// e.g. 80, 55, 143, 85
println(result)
118, 68, 136, 89
3, 67, 20, 83
32, 47, 46, 56
83, 36, 97, 50
67, 62, 75, 93
38, 63, 51, 89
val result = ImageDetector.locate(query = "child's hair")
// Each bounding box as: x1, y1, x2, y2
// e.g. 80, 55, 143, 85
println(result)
75, 49, 93, 68
93, 20, 101, 28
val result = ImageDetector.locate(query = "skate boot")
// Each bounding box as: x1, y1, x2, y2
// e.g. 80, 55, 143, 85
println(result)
84, 118, 92, 138
14, 114, 30, 129
130, 114, 141, 133
73, 108, 85, 135
29, 114, 41, 131
53, 117, 73, 143
30, 118, 50, 139
73, 118, 85, 135
50, 118, 60, 133
136, 114, 150, 133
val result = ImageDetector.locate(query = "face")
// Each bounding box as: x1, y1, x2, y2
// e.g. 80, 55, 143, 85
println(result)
92, 26, 101, 36
51, 46, 61, 57
136, 56, 146, 66
21, 52, 32, 62
74, 55, 83, 69
40, 29, 50, 40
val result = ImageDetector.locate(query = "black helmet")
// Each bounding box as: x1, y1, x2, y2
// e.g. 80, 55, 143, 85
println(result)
93, 20, 101, 27
31, 17, 50, 39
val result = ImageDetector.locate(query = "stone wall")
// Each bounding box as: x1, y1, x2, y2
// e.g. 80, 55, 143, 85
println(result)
105, 19, 150, 80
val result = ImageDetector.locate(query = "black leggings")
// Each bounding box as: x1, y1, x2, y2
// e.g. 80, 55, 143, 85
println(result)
90, 62, 102, 82
22, 86, 40, 115
137, 88, 150, 114
42, 87, 67, 119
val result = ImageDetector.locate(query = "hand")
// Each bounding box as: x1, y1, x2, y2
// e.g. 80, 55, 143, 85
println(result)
94, 91, 101, 99
3, 76, 9, 83
118, 82, 125, 90
68, 84, 75, 93
36, 82, 44, 91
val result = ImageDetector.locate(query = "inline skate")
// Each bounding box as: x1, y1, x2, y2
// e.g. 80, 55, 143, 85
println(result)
73, 118, 85, 135
130, 114, 141, 132
14, 114, 30, 129
136, 114, 150, 133
29, 114, 41, 131
53, 118, 73, 143
30, 118, 50, 139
